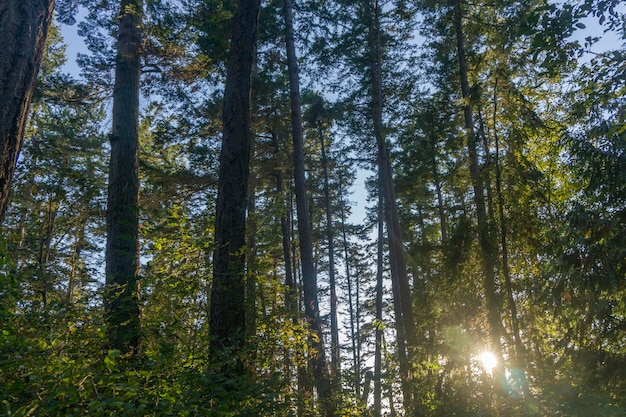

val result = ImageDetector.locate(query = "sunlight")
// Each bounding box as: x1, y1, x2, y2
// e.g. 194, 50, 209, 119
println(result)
478, 351, 497, 372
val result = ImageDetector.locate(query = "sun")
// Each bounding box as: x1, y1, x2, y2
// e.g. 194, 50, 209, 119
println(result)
478, 351, 497, 371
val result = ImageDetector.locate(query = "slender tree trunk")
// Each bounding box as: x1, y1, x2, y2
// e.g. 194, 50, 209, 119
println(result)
290, 185, 313, 414
209, 0, 261, 369
339, 178, 360, 399
105, 0, 142, 355
365, 0, 417, 409
366, 0, 417, 346
319, 125, 341, 380
37, 197, 58, 310
272, 135, 301, 413
283, 0, 334, 413
374, 190, 384, 417
271, 132, 297, 315
492, 80, 527, 396
0, 0, 54, 225
453, 0, 506, 390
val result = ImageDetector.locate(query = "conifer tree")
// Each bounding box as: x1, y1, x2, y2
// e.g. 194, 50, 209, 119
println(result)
209, 0, 262, 370
104, 0, 143, 355
282, 0, 335, 412
0, 0, 55, 225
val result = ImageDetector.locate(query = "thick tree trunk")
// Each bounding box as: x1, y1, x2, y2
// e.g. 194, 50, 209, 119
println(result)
0, 0, 54, 225
453, 0, 506, 390
283, 0, 334, 413
209, 0, 261, 368
104, 0, 142, 355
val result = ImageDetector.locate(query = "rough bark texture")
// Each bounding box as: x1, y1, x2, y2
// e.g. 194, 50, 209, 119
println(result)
283, 0, 334, 413
105, 0, 143, 355
453, 0, 506, 390
209, 0, 261, 366
0, 0, 54, 225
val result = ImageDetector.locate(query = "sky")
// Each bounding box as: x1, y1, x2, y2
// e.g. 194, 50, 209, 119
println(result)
55, 3, 624, 230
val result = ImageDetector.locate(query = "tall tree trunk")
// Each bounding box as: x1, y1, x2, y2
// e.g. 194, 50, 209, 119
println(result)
339, 178, 360, 399
365, 0, 417, 409
319, 125, 341, 380
271, 132, 297, 316
374, 190, 384, 417
492, 80, 527, 396
283, 0, 334, 413
0, 0, 54, 225
453, 0, 506, 390
104, 0, 142, 355
209, 0, 261, 370
39, 197, 59, 308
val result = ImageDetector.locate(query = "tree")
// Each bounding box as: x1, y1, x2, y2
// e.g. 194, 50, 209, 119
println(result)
452, 0, 507, 392
209, 0, 262, 370
282, 0, 335, 412
104, 0, 143, 355
363, 0, 417, 409
0, 0, 55, 225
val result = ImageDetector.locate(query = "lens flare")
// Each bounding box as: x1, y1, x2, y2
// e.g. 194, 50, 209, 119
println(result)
479, 351, 497, 371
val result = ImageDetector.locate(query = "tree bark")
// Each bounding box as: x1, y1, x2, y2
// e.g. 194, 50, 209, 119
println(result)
319, 125, 341, 380
209, 0, 261, 369
104, 0, 143, 355
0, 0, 54, 225
492, 79, 528, 396
283, 0, 334, 413
365, 0, 417, 409
374, 190, 384, 417
339, 177, 361, 399
453, 0, 506, 391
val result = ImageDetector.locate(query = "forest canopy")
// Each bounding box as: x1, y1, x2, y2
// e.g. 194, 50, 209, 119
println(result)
0, 0, 625, 416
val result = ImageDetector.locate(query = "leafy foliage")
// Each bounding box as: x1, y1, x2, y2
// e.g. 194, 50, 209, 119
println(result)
1, 0, 626, 416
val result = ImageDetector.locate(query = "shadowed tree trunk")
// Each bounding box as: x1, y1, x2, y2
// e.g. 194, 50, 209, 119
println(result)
209, 0, 261, 371
104, 0, 143, 355
283, 0, 334, 413
319, 125, 341, 381
339, 177, 361, 399
0, 0, 54, 225
374, 189, 384, 417
491, 78, 528, 396
453, 0, 506, 391
364, 0, 417, 409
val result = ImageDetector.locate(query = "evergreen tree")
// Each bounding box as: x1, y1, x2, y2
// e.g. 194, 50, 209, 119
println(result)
209, 0, 262, 372
104, 0, 143, 356
0, 0, 55, 224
